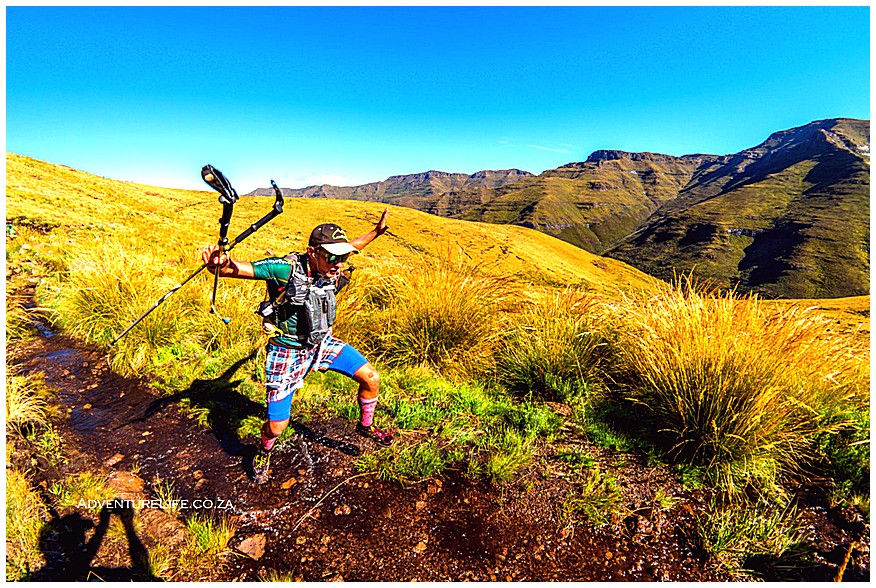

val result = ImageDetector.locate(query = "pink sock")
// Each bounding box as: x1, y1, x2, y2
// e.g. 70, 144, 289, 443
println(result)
261, 432, 277, 452
359, 396, 378, 427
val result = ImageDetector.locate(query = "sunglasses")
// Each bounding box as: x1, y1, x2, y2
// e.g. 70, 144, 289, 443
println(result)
319, 248, 351, 264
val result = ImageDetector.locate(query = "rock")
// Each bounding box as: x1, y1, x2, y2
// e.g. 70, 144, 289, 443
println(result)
605, 551, 613, 560
107, 471, 146, 500
296, 536, 307, 545
82, 403, 92, 410
192, 470, 204, 480
415, 500, 426, 510
297, 468, 307, 476
281, 477, 297, 489
138, 508, 186, 547
333, 505, 351, 516
104, 453, 125, 467
413, 541, 427, 554
236, 533, 267, 560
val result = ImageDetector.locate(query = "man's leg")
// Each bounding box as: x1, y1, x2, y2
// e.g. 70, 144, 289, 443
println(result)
260, 418, 290, 452
322, 338, 394, 446
255, 343, 310, 483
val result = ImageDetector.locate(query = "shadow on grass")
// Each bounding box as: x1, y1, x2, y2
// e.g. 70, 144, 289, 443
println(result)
117, 351, 362, 468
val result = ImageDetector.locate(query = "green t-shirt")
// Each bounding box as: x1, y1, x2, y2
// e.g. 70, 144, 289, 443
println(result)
251, 254, 349, 348
252, 255, 304, 348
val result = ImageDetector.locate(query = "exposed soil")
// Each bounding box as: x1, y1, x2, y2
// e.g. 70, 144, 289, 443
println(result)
9, 308, 870, 582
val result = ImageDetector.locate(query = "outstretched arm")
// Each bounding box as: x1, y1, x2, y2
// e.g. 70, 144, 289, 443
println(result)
350, 207, 389, 251
201, 244, 256, 278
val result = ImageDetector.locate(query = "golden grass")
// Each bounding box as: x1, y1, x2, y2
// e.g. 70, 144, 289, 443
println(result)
497, 288, 613, 400
6, 469, 48, 580
6, 151, 659, 295
6, 369, 51, 435
615, 278, 869, 494
337, 250, 516, 378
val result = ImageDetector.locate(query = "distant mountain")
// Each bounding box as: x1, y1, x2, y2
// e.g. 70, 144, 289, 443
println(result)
248, 169, 535, 210
251, 118, 869, 298
606, 118, 870, 298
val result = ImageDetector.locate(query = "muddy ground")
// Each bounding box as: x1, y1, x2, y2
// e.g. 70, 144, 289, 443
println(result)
8, 317, 870, 581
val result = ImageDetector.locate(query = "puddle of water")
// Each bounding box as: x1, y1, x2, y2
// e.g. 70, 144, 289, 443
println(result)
43, 348, 76, 360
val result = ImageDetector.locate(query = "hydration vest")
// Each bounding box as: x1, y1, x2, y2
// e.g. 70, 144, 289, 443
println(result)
258, 253, 347, 347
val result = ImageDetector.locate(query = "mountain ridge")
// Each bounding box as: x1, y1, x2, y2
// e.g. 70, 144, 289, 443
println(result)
248, 118, 869, 298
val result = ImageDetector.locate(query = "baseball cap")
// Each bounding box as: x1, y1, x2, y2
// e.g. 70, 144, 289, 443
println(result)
308, 223, 359, 256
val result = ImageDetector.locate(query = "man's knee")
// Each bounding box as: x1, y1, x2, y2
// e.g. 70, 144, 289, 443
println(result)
264, 419, 289, 438
353, 363, 380, 392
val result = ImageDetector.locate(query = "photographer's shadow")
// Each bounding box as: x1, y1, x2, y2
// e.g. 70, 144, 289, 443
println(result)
27, 506, 159, 581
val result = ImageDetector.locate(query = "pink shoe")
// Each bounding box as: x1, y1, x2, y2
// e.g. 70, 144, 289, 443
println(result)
356, 423, 394, 447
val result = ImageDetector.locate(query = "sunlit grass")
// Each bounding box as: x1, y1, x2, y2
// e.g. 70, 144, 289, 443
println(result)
693, 497, 807, 579
615, 277, 870, 495
6, 371, 50, 435
337, 251, 516, 379
6, 469, 48, 580
497, 288, 613, 401
49, 472, 113, 513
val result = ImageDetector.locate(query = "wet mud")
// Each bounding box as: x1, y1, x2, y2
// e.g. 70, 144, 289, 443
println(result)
11, 320, 870, 581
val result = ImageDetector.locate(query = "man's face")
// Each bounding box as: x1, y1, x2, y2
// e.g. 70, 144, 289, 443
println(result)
308, 246, 347, 278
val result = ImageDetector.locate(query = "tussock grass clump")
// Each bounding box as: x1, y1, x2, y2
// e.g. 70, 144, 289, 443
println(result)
49, 472, 113, 512
164, 514, 237, 580
6, 371, 50, 435
497, 289, 612, 401
336, 251, 515, 379
49, 239, 263, 386
6, 469, 48, 580
616, 279, 869, 494
693, 498, 806, 579
560, 465, 625, 526
6, 294, 35, 341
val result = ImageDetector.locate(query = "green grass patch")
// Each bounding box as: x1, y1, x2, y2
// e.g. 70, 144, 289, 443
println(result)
6, 469, 48, 580
350, 366, 561, 484
693, 498, 807, 579
49, 472, 113, 513
560, 465, 625, 526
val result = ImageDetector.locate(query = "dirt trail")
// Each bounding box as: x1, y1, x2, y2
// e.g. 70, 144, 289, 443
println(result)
12, 323, 870, 581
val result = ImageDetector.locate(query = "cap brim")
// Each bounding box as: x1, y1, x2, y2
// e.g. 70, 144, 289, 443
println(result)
321, 242, 359, 255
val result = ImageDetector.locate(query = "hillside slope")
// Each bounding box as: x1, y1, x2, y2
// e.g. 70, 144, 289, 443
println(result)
607, 118, 870, 298
5, 153, 657, 295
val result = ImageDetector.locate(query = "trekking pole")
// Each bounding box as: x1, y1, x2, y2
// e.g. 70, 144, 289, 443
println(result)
109, 171, 284, 347
203, 165, 240, 320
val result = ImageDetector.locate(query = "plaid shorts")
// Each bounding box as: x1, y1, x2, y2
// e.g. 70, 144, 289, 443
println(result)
264, 334, 348, 405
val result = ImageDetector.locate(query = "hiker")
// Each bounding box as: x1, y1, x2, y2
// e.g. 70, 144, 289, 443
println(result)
201, 209, 393, 484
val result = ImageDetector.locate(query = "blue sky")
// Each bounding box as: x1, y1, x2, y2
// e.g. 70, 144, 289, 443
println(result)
6, 6, 870, 192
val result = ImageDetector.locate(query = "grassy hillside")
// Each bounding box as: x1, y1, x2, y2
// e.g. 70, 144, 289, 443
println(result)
5, 153, 658, 295
607, 119, 870, 298
445, 152, 706, 254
